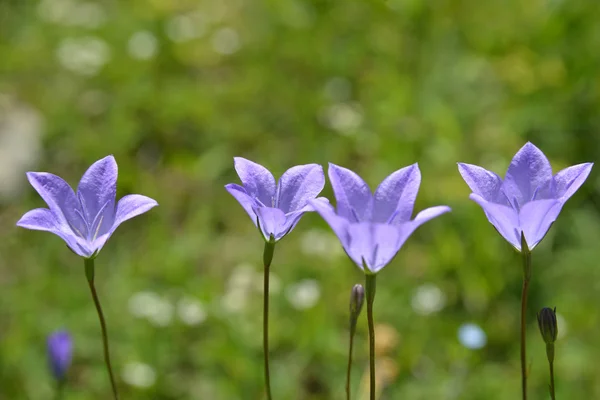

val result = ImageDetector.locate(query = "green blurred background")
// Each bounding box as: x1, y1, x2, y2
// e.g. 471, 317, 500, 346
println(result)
1, 0, 599, 398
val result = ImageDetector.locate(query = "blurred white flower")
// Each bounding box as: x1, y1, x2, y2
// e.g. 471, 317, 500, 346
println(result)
177, 296, 207, 326
122, 362, 156, 388
319, 103, 363, 134
221, 287, 248, 313
38, 0, 106, 28
227, 263, 256, 291
411, 284, 446, 315
0, 97, 43, 201
127, 291, 174, 327
286, 279, 321, 310
56, 36, 110, 76
300, 229, 344, 260
128, 31, 158, 60
166, 12, 207, 42
458, 323, 487, 349
211, 27, 240, 55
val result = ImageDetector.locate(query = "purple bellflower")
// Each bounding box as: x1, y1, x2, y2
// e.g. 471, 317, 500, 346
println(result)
17, 155, 158, 258
225, 157, 327, 242
310, 163, 451, 274
47, 330, 73, 381
458, 142, 593, 251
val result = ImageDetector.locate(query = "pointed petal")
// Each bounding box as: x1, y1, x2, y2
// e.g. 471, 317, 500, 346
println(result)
17, 208, 93, 257
114, 195, 158, 226
225, 183, 260, 227
328, 163, 372, 222
276, 164, 325, 213
309, 199, 350, 249
372, 164, 421, 223
411, 205, 452, 227
553, 163, 593, 201
519, 199, 562, 250
233, 157, 276, 207
77, 156, 118, 228
502, 142, 553, 207
470, 194, 521, 249
280, 198, 327, 238
345, 223, 401, 273
26, 172, 87, 237
457, 163, 505, 203
17, 208, 61, 231
255, 207, 287, 241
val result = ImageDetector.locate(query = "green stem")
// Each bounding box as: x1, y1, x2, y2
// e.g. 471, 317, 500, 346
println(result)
262, 240, 276, 400
84, 258, 119, 400
53, 379, 65, 400
365, 274, 377, 400
346, 323, 356, 400
549, 360, 556, 400
520, 234, 532, 400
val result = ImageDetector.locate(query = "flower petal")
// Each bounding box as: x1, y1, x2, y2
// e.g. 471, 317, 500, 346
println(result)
113, 195, 158, 228
77, 155, 117, 229
372, 164, 421, 224
226, 183, 260, 226
276, 164, 325, 213
328, 163, 372, 222
345, 223, 401, 273
280, 198, 328, 238
255, 207, 287, 241
470, 193, 521, 249
309, 199, 350, 249
26, 172, 86, 238
16, 208, 92, 257
502, 142, 553, 207
519, 199, 562, 250
457, 163, 506, 204
233, 157, 276, 207
553, 163, 593, 201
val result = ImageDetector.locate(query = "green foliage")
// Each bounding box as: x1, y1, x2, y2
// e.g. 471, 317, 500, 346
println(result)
1, 0, 599, 398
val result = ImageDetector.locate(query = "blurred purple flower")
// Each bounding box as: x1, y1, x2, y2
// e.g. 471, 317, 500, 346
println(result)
225, 157, 326, 242
17, 156, 158, 258
310, 163, 450, 273
47, 331, 73, 381
458, 142, 593, 251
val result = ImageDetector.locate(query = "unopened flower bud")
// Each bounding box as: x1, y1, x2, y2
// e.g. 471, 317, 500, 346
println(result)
350, 284, 365, 319
537, 307, 558, 344
47, 331, 73, 381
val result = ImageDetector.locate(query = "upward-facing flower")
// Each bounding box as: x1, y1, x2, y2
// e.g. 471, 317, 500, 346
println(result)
310, 163, 451, 274
17, 155, 158, 258
47, 330, 73, 381
458, 142, 593, 251
225, 157, 326, 242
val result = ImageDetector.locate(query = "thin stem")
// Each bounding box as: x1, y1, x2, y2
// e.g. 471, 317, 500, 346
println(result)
53, 380, 65, 400
520, 234, 532, 400
346, 326, 355, 400
549, 361, 556, 400
365, 274, 377, 400
84, 258, 119, 400
262, 240, 276, 400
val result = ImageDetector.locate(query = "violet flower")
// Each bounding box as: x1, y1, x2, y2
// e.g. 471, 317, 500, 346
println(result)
16, 155, 158, 258
47, 330, 73, 381
310, 163, 451, 274
458, 142, 593, 251
225, 157, 326, 242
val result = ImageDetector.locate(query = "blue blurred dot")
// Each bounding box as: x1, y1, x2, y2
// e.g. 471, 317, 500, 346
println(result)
458, 323, 487, 349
